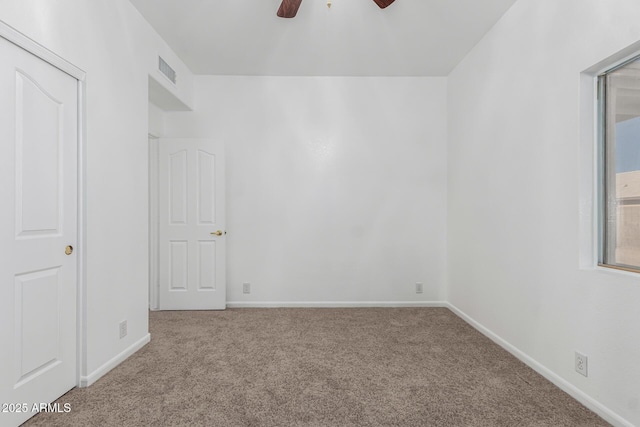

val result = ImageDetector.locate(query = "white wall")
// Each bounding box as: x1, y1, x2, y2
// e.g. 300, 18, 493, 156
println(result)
149, 102, 165, 137
447, 1, 640, 425
164, 76, 447, 305
0, 0, 193, 383
6, 1, 637, 423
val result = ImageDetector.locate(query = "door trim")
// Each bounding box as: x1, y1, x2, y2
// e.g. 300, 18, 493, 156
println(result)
0, 19, 87, 388
148, 134, 160, 310
0, 22, 85, 80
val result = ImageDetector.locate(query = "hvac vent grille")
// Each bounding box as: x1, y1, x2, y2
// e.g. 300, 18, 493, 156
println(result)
158, 56, 177, 85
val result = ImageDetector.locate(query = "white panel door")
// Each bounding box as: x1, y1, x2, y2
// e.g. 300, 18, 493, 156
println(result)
158, 139, 226, 310
0, 37, 78, 426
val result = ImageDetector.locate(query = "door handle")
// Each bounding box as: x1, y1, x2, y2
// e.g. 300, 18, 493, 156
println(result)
210, 230, 223, 236
65, 245, 74, 255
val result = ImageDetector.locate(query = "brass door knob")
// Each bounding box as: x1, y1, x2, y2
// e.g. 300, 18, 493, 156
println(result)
210, 230, 223, 236
65, 245, 74, 255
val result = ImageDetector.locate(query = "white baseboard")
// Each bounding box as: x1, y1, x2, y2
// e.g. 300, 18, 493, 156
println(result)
445, 303, 633, 427
226, 301, 448, 308
79, 333, 151, 388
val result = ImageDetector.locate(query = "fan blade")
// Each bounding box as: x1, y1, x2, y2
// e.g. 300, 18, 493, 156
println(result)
277, 0, 303, 18
372, 0, 395, 8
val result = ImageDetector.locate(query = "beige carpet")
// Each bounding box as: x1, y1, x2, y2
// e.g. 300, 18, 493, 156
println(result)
24, 308, 608, 426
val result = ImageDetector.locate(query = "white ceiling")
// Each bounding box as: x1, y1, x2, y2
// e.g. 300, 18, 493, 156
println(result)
129, 0, 517, 76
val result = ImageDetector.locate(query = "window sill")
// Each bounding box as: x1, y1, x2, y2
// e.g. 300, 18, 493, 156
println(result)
595, 263, 640, 277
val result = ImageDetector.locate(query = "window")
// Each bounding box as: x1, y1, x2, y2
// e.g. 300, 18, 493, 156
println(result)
599, 56, 640, 272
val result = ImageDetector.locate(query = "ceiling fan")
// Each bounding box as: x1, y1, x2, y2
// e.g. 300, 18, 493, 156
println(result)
277, 0, 395, 18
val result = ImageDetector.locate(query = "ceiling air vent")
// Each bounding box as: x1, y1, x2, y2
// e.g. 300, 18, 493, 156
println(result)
158, 56, 177, 85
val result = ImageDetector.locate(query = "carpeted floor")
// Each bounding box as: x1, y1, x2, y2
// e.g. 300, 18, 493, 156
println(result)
24, 308, 608, 426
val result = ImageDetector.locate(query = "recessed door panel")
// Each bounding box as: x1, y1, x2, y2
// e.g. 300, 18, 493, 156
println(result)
15, 71, 62, 237
197, 241, 216, 290
169, 150, 187, 225
15, 268, 60, 381
197, 150, 215, 225
170, 241, 188, 290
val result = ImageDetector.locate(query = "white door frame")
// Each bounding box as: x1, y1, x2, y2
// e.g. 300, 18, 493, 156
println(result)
149, 134, 160, 310
0, 20, 87, 387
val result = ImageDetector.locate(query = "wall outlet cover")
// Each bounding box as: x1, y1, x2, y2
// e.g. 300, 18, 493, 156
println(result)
119, 320, 128, 339
575, 351, 588, 377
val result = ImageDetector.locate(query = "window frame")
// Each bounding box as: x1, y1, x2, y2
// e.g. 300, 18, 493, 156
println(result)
597, 54, 640, 274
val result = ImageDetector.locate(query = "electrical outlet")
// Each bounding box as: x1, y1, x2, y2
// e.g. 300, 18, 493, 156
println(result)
243, 282, 251, 294
415, 282, 423, 294
575, 351, 588, 377
119, 320, 127, 339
